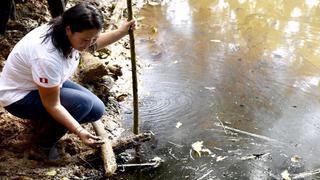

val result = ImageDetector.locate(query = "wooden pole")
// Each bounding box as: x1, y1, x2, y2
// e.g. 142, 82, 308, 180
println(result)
92, 120, 117, 176
126, 0, 139, 135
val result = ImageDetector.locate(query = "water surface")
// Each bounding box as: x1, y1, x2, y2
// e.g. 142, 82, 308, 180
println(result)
120, 0, 320, 179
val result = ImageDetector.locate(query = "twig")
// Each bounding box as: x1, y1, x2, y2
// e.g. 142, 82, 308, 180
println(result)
216, 115, 227, 134
292, 168, 320, 179
168, 141, 184, 148
190, 149, 195, 160
197, 170, 213, 180
168, 148, 179, 160
215, 123, 285, 145
118, 161, 160, 168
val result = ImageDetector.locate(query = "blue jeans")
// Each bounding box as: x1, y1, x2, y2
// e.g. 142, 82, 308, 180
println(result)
5, 80, 105, 147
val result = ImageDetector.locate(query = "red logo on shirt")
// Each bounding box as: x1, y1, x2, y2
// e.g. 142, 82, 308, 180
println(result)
39, 77, 48, 83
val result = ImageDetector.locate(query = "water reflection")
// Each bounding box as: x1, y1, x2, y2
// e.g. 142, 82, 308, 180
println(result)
120, 0, 320, 179
166, 0, 192, 25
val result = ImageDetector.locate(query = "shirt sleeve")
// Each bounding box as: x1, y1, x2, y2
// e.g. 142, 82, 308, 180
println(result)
31, 58, 61, 88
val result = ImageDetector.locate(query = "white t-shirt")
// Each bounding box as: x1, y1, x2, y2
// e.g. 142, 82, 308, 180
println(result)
0, 24, 80, 107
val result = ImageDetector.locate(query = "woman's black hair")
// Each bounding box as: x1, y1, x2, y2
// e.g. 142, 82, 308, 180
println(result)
43, 2, 104, 58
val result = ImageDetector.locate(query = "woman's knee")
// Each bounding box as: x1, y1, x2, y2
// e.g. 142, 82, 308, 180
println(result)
60, 89, 94, 121
82, 98, 105, 123
92, 98, 105, 119
60, 87, 105, 122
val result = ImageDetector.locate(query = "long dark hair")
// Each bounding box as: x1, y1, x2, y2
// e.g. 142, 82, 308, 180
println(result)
43, 2, 104, 58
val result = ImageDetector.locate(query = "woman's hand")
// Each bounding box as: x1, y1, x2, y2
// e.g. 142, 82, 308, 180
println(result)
95, 19, 136, 50
118, 19, 136, 35
77, 128, 105, 147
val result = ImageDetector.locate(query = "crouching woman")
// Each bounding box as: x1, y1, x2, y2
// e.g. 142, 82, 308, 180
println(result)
0, 2, 135, 160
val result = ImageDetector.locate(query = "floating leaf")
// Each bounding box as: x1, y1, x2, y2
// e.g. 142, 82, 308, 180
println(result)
240, 155, 256, 160
191, 141, 213, 158
281, 170, 291, 180
148, 1, 160, 6
191, 141, 203, 157
151, 156, 163, 162
216, 156, 227, 162
204, 87, 216, 91
210, 39, 221, 43
291, 155, 301, 163
151, 27, 158, 33
201, 148, 212, 155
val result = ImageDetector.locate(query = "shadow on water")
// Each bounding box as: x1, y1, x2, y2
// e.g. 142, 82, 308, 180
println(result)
117, 0, 320, 179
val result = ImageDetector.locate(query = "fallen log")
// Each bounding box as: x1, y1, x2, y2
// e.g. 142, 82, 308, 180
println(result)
92, 120, 117, 176
112, 131, 152, 153
56, 131, 153, 169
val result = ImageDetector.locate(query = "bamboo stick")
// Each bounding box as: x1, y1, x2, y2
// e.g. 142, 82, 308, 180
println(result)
126, 0, 139, 135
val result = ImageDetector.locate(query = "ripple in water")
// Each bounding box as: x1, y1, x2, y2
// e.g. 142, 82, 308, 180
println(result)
139, 80, 198, 134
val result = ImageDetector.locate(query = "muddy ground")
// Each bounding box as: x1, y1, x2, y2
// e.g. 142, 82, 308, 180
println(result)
0, 0, 148, 179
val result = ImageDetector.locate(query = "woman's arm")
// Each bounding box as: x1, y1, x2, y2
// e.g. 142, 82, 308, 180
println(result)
37, 85, 103, 147
95, 19, 135, 50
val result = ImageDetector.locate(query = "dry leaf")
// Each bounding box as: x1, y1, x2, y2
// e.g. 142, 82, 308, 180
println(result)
191, 141, 203, 157
151, 156, 163, 162
281, 170, 291, 180
216, 156, 227, 162
291, 155, 301, 163
147, 1, 160, 6
204, 87, 216, 91
210, 39, 221, 43
176, 122, 182, 128
151, 27, 158, 33
201, 148, 212, 155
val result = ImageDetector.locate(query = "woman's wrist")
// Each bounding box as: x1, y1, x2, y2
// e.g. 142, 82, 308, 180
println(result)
74, 125, 84, 136
118, 27, 129, 37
